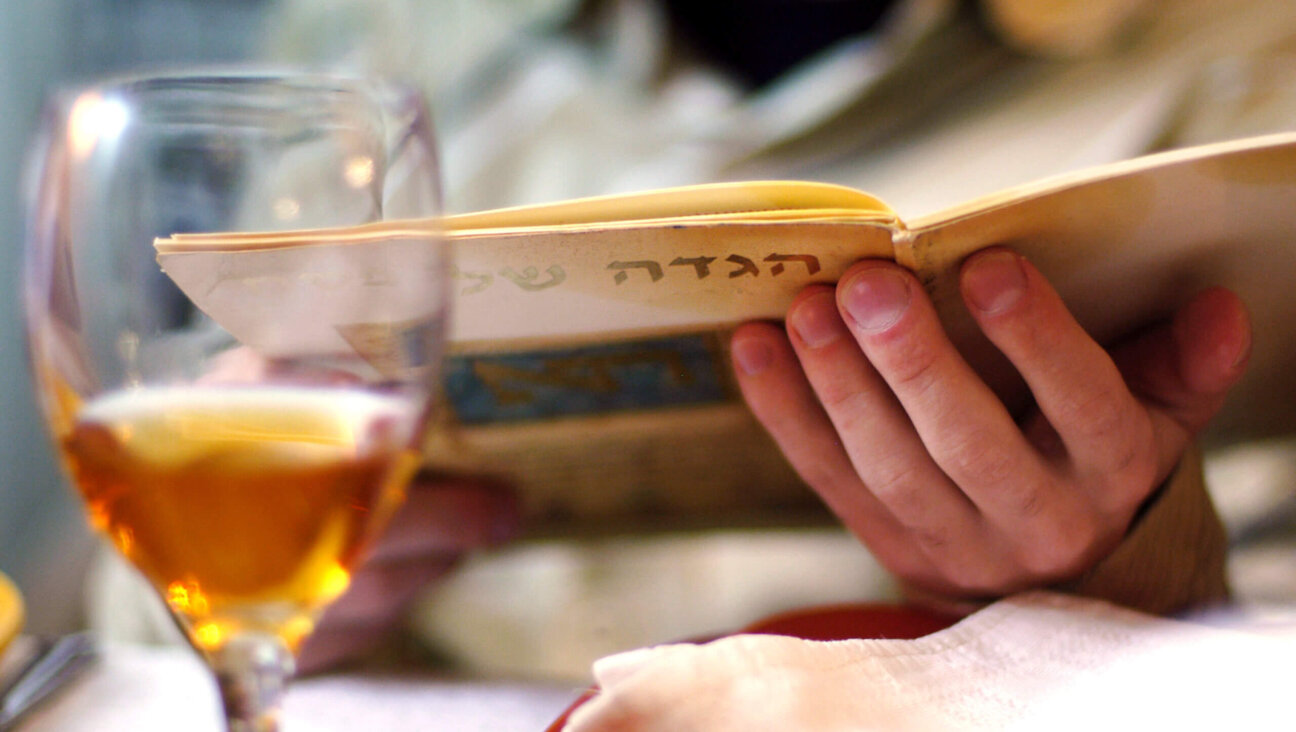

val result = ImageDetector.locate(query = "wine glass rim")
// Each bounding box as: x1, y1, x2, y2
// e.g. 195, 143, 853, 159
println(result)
48, 67, 423, 108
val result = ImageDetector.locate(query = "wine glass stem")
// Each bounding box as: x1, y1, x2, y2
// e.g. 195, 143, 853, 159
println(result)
212, 633, 295, 732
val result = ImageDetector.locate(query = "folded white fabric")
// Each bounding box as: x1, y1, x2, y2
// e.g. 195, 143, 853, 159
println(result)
562, 591, 1296, 731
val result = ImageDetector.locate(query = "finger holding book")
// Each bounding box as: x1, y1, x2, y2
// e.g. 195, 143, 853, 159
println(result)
730, 317, 952, 592
730, 250, 1251, 607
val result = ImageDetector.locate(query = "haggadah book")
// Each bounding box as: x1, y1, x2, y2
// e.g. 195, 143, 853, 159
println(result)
156, 131, 1296, 534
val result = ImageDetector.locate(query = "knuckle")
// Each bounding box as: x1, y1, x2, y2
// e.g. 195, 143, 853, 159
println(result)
941, 437, 1057, 524
1088, 418, 1160, 513
876, 335, 942, 396
910, 525, 957, 556
1100, 437, 1143, 482
1011, 484, 1049, 522
942, 433, 1019, 490
864, 458, 929, 518
1120, 416, 1158, 478
819, 384, 873, 423
1014, 514, 1103, 578
1055, 386, 1156, 479
916, 530, 1009, 594
1057, 384, 1128, 444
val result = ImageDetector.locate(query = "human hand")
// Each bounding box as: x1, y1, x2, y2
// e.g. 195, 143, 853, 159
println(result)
729, 247, 1250, 607
297, 471, 518, 673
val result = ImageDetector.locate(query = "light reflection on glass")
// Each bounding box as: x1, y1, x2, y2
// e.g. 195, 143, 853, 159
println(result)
67, 92, 129, 159
344, 156, 375, 188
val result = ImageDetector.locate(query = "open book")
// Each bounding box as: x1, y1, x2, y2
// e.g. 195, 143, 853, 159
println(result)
156, 132, 1296, 531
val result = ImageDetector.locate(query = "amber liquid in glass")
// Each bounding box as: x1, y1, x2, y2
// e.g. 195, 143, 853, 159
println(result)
59, 387, 417, 655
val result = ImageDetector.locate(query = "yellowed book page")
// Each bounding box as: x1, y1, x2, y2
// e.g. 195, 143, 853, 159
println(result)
444, 180, 893, 230
159, 219, 895, 355
158, 179, 899, 355
154, 181, 892, 250
906, 131, 1296, 441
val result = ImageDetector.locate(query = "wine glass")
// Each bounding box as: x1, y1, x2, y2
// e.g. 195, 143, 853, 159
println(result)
22, 72, 446, 731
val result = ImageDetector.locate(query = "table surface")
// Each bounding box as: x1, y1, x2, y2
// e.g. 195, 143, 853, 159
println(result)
17, 641, 581, 731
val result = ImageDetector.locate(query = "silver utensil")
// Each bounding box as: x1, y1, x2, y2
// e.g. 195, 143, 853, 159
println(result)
0, 633, 97, 730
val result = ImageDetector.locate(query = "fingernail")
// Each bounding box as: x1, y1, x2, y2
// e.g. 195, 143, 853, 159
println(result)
789, 292, 844, 348
842, 267, 910, 332
963, 250, 1026, 315
731, 336, 773, 375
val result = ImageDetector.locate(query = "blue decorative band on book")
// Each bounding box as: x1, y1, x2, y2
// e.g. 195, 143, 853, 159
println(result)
446, 334, 734, 424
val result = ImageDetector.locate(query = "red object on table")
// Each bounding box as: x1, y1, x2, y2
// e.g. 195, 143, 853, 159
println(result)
544, 603, 959, 731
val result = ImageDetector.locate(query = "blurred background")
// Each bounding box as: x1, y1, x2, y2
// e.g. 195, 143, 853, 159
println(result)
4, 0, 1296, 681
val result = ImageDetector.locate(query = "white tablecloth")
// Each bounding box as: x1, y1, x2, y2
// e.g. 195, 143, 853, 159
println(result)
563, 592, 1296, 731
20, 642, 579, 731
